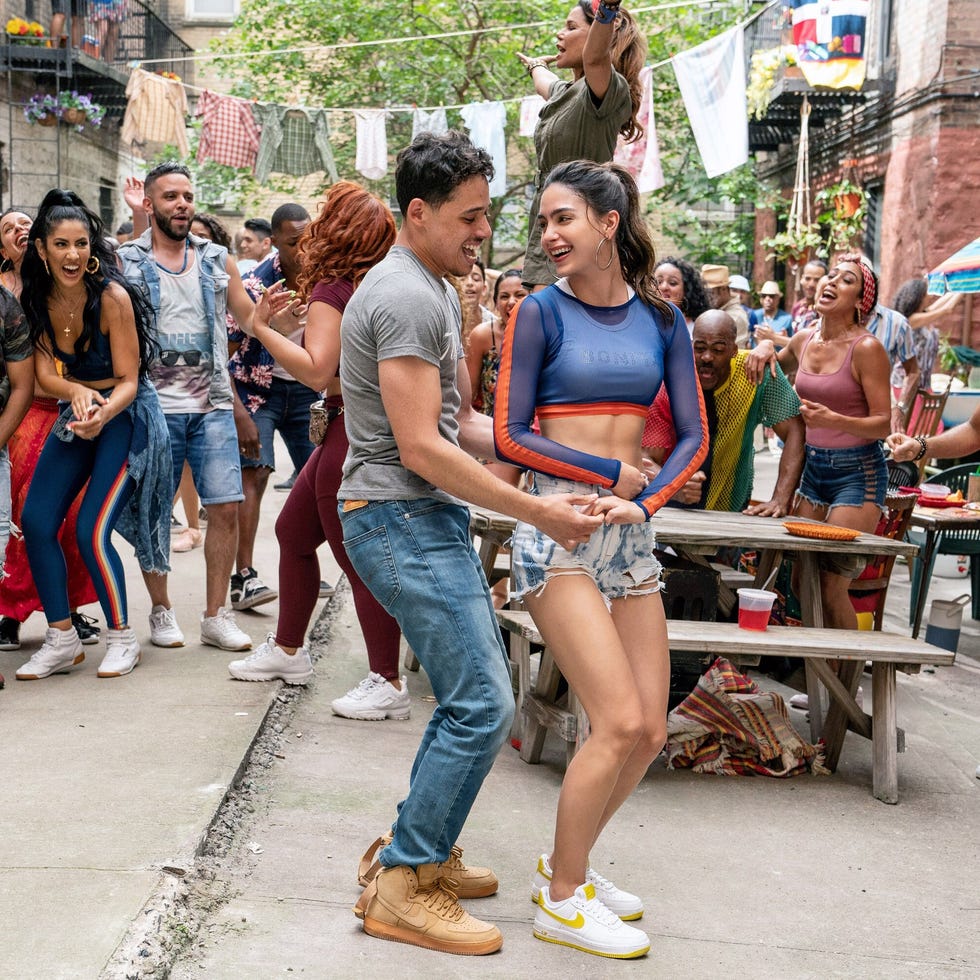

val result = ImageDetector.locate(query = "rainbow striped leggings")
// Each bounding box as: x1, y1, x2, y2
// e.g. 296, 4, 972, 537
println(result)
23, 411, 135, 629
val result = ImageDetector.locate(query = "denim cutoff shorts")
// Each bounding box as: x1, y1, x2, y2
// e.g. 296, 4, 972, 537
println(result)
510, 473, 662, 606
797, 442, 888, 512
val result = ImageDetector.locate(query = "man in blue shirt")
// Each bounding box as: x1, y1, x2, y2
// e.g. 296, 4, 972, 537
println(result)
751, 280, 793, 348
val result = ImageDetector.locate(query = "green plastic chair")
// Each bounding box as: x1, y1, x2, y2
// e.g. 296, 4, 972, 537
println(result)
908, 462, 980, 625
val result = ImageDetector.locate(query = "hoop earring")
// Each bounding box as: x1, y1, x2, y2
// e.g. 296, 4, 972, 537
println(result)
43, 258, 50, 277
595, 236, 615, 271
86, 256, 100, 275
0, 257, 12, 275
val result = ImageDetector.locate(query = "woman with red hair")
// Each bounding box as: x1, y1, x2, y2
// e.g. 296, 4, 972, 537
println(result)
226, 182, 405, 719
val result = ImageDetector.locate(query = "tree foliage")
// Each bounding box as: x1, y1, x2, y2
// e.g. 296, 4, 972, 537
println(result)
210, 0, 758, 266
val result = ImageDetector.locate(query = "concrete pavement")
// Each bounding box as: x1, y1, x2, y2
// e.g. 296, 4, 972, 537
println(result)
1, 448, 979, 978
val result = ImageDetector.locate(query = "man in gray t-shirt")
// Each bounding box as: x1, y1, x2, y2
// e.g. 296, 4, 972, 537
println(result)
339, 132, 600, 957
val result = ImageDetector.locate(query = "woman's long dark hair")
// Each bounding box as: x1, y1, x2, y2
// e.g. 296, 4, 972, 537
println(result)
655, 256, 710, 320
21, 189, 157, 375
893, 277, 928, 320
543, 160, 672, 320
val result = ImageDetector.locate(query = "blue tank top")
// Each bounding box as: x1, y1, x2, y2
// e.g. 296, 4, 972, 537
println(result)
56, 325, 114, 383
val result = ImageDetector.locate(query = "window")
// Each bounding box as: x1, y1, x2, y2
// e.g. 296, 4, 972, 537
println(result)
185, 0, 238, 22
864, 180, 883, 269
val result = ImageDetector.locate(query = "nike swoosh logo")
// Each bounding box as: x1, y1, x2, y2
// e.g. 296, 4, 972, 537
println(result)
398, 904, 429, 929
542, 906, 585, 929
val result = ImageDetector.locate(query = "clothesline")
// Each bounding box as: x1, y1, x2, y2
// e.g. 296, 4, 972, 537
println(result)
176, 54, 673, 110
130, 0, 730, 67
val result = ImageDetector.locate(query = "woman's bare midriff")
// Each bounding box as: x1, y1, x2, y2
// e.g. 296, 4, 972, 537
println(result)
541, 413, 645, 472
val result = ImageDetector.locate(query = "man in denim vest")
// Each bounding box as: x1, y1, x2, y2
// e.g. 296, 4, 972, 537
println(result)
119, 161, 290, 652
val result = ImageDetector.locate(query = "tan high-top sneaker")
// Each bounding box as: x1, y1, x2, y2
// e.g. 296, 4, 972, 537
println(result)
356, 864, 503, 955
358, 832, 498, 898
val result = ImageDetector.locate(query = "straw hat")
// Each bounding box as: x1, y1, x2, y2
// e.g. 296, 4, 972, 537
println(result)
701, 264, 729, 288
759, 280, 783, 296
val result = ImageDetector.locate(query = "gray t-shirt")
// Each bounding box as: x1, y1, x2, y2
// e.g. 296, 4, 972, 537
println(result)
339, 246, 463, 502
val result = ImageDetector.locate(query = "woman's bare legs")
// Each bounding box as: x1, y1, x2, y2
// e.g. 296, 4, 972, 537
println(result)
524, 573, 668, 901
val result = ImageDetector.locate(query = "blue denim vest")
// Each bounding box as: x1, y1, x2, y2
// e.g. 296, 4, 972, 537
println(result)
118, 230, 233, 408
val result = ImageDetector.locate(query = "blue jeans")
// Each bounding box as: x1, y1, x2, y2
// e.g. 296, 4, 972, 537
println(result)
798, 442, 887, 511
339, 498, 515, 868
164, 410, 243, 506
236, 377, 318, 472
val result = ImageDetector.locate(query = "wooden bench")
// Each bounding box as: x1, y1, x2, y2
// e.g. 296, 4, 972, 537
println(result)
495, 609, 955, 804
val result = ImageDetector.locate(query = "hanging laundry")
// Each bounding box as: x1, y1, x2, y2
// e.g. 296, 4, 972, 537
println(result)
518, 95, 545, 137
196, 90, 261, 170
672, 27, 748, 178
411, 107, 448, 140
121, 68, 189, 159
353, 109, 389, 181
614, 66, 664, 193
251, 104, 339, 184
459, 101, 507, 197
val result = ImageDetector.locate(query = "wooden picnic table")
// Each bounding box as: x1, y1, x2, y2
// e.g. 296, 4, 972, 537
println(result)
907, 504, 980, 637
470, 505, 922, 763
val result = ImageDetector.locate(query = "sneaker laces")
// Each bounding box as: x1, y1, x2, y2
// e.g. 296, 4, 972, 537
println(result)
418, 879, 465, 921
576, 889, 621, 927
586, 867, 615, 892
241, 635, 277, 663
442, 845, 467, 873
346, 673, 386, 700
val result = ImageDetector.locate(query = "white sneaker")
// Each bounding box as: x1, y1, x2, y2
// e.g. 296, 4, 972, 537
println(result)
98, 628, 141, 677
149, 605, 185, 648
201, 607, 251, 651
533, 883, 650, 958
531, 853, 643, 920
228, 633, 313, 685
15, 626, 84, 680
330, 672, 410, 720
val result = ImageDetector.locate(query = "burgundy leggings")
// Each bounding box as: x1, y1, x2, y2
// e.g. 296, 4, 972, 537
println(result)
274, 398, 402, 678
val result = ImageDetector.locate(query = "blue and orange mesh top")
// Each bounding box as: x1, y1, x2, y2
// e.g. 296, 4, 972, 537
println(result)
493, 285, 707, 519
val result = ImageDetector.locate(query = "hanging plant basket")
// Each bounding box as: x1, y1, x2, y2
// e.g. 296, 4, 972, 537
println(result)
61, 107, 87, 126
833, 192, 863, 219
37, 111, 58, 127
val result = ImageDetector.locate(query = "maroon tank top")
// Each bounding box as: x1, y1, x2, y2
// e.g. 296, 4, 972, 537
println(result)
794, 330, 873, 448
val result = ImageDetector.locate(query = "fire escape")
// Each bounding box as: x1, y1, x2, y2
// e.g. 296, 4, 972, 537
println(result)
1, 0, 193, 217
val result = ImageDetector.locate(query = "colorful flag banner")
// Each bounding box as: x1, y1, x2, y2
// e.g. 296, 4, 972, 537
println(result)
789, 0, 871, 90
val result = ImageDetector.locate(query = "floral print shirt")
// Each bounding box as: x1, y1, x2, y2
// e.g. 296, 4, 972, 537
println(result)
227, 253, 281, 414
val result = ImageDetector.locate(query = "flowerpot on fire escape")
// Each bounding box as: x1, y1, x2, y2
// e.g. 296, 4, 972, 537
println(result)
37, 111, 58, 127
833, 192, 862, 218
61, 107, 87, 126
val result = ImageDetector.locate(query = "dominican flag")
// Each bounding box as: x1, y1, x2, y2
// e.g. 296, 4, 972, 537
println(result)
789, 0, 871, 90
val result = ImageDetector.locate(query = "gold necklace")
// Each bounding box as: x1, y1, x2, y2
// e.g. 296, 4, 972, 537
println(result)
52, 290, 85, 336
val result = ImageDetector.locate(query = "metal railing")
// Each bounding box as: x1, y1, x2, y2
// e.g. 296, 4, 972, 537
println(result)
2, 0, 193, 86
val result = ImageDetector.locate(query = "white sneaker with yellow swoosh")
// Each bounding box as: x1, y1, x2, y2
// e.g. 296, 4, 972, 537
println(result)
531, 852, 644, 920
533, 883, 650, 958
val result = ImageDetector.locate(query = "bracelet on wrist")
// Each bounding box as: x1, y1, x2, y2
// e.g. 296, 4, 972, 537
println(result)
526, 58, 549, 76
594, 1, 621, 24
913, 435, 929, 462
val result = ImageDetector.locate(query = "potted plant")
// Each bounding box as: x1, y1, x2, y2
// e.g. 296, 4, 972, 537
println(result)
56, 91, 106, 130
23, 93, 60, 126
761, 224, 825, 265
6, 17, 46, 44
746, 45, 798, 120
816, 180, 867, 254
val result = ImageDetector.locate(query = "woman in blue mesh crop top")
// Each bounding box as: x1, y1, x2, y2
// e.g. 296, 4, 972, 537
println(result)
493, 161, 707, 957
15, 189, 169, 682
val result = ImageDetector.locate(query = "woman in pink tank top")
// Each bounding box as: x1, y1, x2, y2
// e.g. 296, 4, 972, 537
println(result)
746, 255, 891, 630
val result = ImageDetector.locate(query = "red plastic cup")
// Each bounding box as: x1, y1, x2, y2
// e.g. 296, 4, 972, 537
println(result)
737, 588, 777, 631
